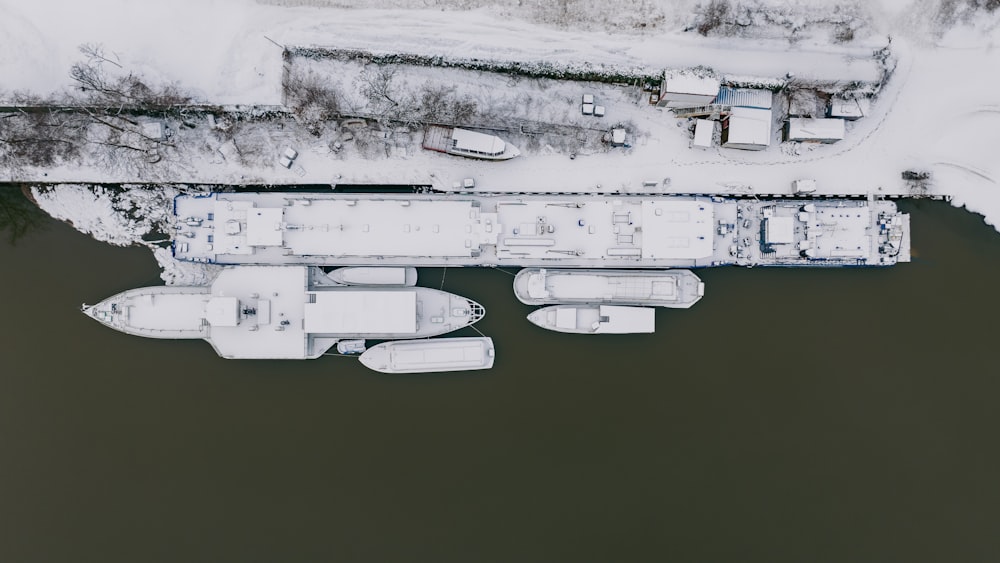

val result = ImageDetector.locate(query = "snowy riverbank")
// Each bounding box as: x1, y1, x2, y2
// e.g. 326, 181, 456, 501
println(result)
6, 0, 1000, 237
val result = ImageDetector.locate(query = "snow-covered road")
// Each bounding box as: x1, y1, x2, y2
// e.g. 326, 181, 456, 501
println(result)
3, 0, 1000, 231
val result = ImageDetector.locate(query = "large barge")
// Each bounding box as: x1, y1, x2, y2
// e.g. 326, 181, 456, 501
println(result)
172, 192, 910, 268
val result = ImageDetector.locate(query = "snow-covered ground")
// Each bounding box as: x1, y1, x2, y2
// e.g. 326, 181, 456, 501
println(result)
31, 186, 221, 285
4, 0, 1000, 238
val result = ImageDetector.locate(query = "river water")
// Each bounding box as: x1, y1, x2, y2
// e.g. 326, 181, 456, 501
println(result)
1, 194, 999, 562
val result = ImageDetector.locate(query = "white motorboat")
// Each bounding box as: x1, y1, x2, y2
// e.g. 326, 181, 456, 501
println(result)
422, 126, 520, 160
513, 268, 704, 308
526, 305, 655, 334
359, 337, 495, 374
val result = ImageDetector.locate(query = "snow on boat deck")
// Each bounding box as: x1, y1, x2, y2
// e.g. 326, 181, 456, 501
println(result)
84, 266, 484, 360
359, 337, 495, 374
173, 192, 909, 268
528, 304, 656, 334
514, 268, 704, 308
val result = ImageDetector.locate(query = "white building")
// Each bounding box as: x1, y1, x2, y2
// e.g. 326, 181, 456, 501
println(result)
656, 74, 720, 109
785, 118, 846, 143
693, 119, 716, 149
721, 107, 773, 151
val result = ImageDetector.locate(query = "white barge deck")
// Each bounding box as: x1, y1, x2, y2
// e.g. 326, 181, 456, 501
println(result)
172, 192, 910, 268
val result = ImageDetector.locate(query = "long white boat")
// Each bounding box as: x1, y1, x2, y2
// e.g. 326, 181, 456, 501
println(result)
513, 268, 704, 308
327, 266, 418, 286
527, 304, 655, 334
358, 337, 496, 374
82, 266, 485, 360
172, 192, 910, 268
422, 126, 521, 160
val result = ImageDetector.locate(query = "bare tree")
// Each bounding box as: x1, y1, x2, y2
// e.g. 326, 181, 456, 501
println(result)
0, 94, 88, 172
70, 43, 191, 108
416, 84, 479, 125
0, 186, 49, 244
284, 69, 342, 135
357, 66, 417, 122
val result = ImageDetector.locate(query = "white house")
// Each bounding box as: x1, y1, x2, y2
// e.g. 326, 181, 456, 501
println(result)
721, 107, 772, 151
693, 119, 716, 149
785, 118, 846, 143
656, 74, 720, 109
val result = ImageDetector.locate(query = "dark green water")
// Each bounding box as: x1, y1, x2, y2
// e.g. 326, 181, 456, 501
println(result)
1, 196, 999, 562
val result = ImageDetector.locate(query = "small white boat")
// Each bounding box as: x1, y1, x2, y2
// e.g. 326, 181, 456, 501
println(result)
513, 268, 704, 308
359, 337, 496, 374
422, 126, 520, 161
327, 266, 418, 286
527, 305, 655, 334
336, 339, 367, 355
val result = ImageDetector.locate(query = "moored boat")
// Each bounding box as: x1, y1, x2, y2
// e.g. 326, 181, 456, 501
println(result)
327, 266, 418, 286
513, 268, 704, 308
359, 337, 496, 374
83, 266, 485, 360
526, 305, 655, 334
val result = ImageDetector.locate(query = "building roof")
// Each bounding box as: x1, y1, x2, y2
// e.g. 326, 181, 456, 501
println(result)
663, 74, 720, 96
725, 107, 773, 147
693, 119, 715, 148
787, 118, 846, 141
715, 86, 773, 109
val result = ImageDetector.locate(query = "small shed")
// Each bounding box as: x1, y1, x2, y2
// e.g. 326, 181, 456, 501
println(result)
610, 128, 627, 147
785, 118, 846, 143
656, 74, 720, 109
714, 86, 773, 110
141, 121, 165, 140
793, 179, 817, 194
693, 119, 716, 149
828, 98, 870, 120
721, 107, 772, 151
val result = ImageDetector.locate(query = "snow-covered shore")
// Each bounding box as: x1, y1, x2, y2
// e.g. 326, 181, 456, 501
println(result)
6, 0, 1000, 244
31, 186, 221, 285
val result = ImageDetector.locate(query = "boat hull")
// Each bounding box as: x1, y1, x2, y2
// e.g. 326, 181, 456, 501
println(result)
83, 266, 486, 360
327, 266, 418, 286
527, 305, 655, 334
513, 268, 704, 308
359, 337, 496, 374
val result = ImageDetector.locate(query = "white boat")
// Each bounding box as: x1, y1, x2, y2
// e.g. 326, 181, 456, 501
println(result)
513, 268, 704, 308
358, 337, 496, 374
527, 305, 655, 334
328, 266, 417, 286
173, 192, 910, 268
422, 126, 520, 160
82, 266, 485, 360
335, 339, 367, 355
